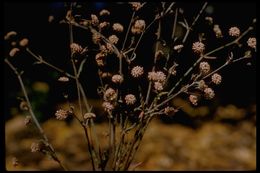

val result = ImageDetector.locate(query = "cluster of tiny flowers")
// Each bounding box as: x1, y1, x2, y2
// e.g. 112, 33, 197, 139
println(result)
164, 106, 177, 115
131, 19, 146, 34
31, 142, 41, 152
99, 9, 110, 16
84, 112, 96, 119
131, 66, 144, 77
106, 43, 114, 53
102, 101, 114, 112
70, 43, 83, 54
196, 80, 208, 90
99, 21, 110, 29
19, 38, 29, 47
104, 88, 117, 101
125, 94, 136, 105
154, 82, 163, 91
247, 37, 256, 49
192, 41, 205, 54
213, 25, 223, 38
95, 52, 105, 66
189, 95, 198, 106
229, 27, 240, 37
204, 87, 215, 100
108, 35, 119, 44
112, 74, 124, 84
211, 73, 222, 85
129, 2, 142, 11
112, 23, 124, 32
9, 48, 20, 57
58, 76, 69, 82
199, 61, 211, 74
55, 109, 69, 120
91, 14, 99, 26
148, 71, 166, 82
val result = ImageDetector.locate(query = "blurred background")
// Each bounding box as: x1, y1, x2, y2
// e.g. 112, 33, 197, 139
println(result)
4, 2, 256, 171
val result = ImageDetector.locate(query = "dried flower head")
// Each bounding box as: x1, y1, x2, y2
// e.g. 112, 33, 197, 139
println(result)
112, 23, 124, 32
24, 115, 32, 126
213, 24, 223, 38
20, 101, 29, 111
125, 94, 136, 105
112, 74, 124, 84
148, 71, 166, 82
164, 106, 177, 115
84, 112, 96, 119
196, 80, 208, 90
99, 21, 110, 29
131, 66, 144, 77
130, 2, 142, 11
205, 16, 213, 24
99, 9, 110, 16
189, 95, 198, 105
58, 76, 69, 82
31, 142, 42, 152
106, 43, 114, 53
102, 101, 114, 112
131, 19, 146, 34
92, 32, 101, 44
229, 27, 240, 37
95, 52, 105, 66
4, 31, 17, 40
104, 88, 117, 101
199, 61, 211, 74
19, 38, 29, 47
192, 41, 205, 54
204, 87, 215, 100
108, 35, 119, 44
154, 82, 164, 91
91, 14, 99, 26
55, 109, 69, 120
211, 73, 222, 85
70, 43, 83, 54
247, 37, 256, 49
9, 48, 20, 57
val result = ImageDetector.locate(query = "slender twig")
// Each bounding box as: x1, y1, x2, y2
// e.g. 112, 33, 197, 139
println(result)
5, 59, 68, 171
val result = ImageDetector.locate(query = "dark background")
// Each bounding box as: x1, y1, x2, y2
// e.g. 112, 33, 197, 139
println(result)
4, 2, 256, 123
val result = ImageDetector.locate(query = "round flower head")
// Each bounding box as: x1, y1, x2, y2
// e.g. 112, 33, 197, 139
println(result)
84, 112, 96, 119
92, 33, 101, 44
108, 35, 119, 44
112, 74, 124, 84
112, 23, 124, 32
70, 43, 83, 54
125, 94, 136, 105
247, 37, 256, 49
211, 73, 222, 85
131, 66, 144, 78
104, 88, 117, 101
131, 20, 146, 34
189, 95, 198, 106
58, 76, 69, 82
196, 80, 208, 90
204, 87, 215, 100
130, 2, 142, 11
154, 82, 163, 91
19, 38, 29, 47
148, 71, 166, 82
192, 41, 205, 54
102, 101, 114, 112
99, 21, 110, 29
99, 9, 110, 16
199, 61, 210, 74
91, 14, 99, 26
55, 109, 69, 120
229, 27, 240, 37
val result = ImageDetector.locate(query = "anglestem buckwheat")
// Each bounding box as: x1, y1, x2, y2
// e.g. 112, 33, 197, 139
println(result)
5, 2, 255, 171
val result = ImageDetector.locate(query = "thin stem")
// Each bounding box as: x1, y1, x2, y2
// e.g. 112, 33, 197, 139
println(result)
121, 11, 136, 51
5, 59, 68, 171
171, 8, 178, 39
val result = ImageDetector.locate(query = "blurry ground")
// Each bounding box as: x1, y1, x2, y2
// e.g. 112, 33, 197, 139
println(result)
5, 103, 256, 171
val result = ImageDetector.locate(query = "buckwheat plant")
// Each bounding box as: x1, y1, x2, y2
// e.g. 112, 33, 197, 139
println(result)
5, 2, 256, 171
